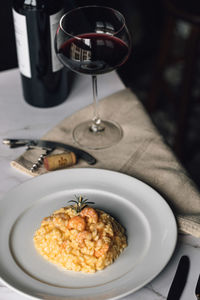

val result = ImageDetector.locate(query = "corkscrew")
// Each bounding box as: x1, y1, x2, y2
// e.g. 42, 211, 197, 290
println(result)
3, 138, 97, 167
29, 146, 54, 172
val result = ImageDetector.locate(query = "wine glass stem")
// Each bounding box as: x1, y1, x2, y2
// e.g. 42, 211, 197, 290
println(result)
90, 75, 104, 133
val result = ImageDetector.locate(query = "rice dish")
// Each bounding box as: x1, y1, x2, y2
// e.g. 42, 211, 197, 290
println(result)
33, 198, 127, 273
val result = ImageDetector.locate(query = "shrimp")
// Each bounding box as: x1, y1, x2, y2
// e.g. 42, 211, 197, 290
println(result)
80, 207, 98, 223
94, 242, 109, 258
67, 216, 86, 231
76, 231, 92, 247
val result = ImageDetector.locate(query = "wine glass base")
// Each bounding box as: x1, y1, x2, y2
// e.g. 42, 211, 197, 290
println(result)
73, 120, 123, 150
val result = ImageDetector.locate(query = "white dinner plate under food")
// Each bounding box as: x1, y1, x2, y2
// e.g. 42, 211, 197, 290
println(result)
0, 168, 177, 300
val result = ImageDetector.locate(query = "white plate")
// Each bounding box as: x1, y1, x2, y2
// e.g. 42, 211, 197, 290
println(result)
0, 168, 177, 300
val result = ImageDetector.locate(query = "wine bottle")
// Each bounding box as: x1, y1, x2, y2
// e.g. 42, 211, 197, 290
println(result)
12, 0, 69, 107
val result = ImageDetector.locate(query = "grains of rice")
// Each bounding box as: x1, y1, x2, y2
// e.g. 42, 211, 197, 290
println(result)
33, 206, 127, 273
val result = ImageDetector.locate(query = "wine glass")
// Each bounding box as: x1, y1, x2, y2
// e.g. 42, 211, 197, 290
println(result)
55, 6, 131, 149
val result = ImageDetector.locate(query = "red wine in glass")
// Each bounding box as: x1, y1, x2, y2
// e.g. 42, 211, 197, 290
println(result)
55, 6, 131, 149
57, 33, 130, 75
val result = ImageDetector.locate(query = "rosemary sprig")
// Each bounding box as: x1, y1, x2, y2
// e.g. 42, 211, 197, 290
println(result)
68, 195, 95, 213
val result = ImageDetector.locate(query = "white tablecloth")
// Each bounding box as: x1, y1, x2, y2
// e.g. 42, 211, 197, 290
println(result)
0, 69, 200, 300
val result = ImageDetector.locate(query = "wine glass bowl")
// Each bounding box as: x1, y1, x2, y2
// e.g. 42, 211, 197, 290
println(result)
55, 6, 131, 149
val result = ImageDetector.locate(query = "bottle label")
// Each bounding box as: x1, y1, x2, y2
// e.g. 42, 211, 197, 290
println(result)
12, 9, 31, 78
50, 10, 64, 72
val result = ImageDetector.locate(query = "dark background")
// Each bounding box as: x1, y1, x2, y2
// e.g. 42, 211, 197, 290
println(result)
1, 0, 200, 189
1, 0, 164, 73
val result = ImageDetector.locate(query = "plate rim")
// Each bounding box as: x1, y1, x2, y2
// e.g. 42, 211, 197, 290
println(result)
0, 168, 178, 300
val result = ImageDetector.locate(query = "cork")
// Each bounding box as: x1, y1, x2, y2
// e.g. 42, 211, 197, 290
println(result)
44, 152, 76, 171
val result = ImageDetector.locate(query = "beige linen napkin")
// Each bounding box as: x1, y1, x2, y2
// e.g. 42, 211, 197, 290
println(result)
11, 88, 200, 237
